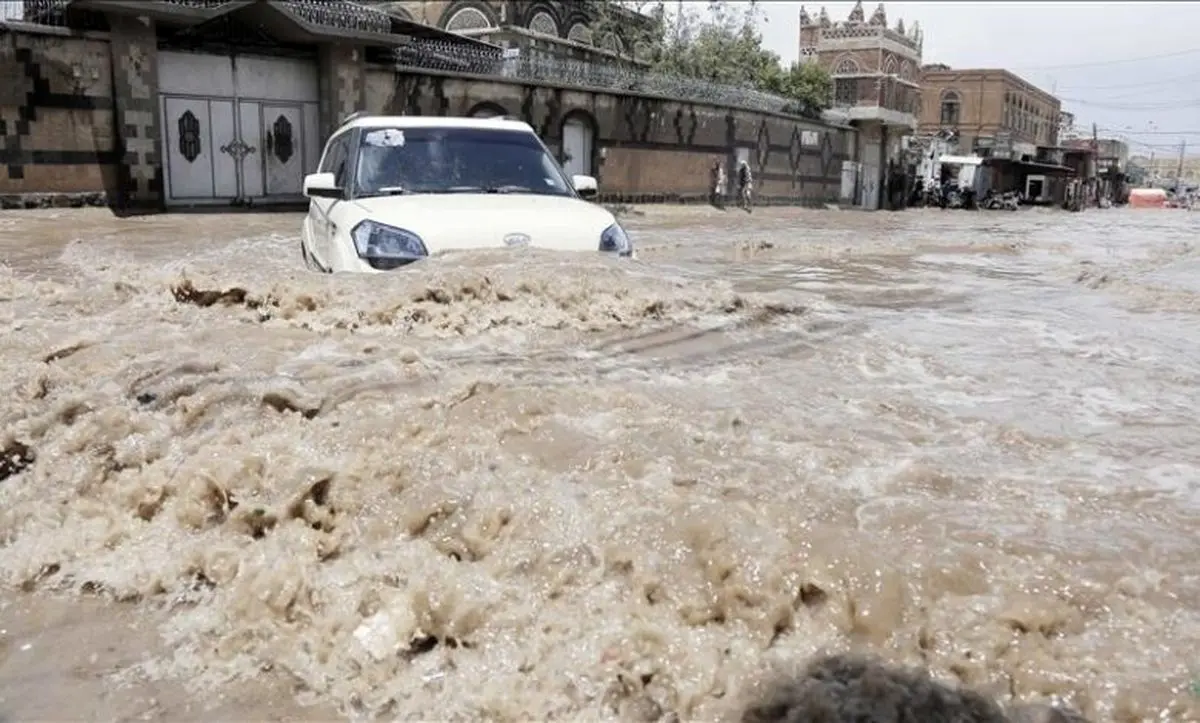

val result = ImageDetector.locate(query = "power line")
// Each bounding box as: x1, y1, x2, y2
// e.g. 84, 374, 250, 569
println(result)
1052, 70, 1200, 91
1059, 96, 1200, 111
1097, 128, 1200, 136
1008, 47, 1200, 71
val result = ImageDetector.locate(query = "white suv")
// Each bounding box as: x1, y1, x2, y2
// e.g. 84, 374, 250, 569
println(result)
299, 114, 635, 273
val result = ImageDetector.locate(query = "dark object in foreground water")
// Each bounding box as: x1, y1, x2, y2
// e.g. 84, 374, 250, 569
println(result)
170, 279, 266, 309
743, 654, 1090, 723
0, 439, 36, 482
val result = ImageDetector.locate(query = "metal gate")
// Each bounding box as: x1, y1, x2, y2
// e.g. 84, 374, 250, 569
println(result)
561, 118, 593, 177
840, 161, 859, 205
859, 140, 882, 210
158, 51, 321, 207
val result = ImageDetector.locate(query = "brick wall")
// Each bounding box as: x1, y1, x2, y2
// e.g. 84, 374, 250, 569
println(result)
0, 27, 117, 205
361, 67, 851, 205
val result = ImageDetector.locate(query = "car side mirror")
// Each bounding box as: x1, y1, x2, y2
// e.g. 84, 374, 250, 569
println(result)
572, 174, 598, 199
304, 172, 342, 199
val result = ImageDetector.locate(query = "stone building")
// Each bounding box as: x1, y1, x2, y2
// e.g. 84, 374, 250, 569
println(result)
798, 1, 921, 209
918, 66, 1061, 161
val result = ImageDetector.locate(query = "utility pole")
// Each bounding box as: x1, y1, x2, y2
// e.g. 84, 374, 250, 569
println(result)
1176, 139, 1187, 190
1092, 122, 1101, 206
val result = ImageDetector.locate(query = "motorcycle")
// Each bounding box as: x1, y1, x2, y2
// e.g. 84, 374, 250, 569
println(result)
981, 190, 1020, 211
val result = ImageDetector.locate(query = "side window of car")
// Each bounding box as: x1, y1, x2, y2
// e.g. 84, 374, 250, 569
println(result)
319, 132, 351, 187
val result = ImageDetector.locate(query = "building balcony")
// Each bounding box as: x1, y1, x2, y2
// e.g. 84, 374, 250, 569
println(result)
831, 75, 919, 130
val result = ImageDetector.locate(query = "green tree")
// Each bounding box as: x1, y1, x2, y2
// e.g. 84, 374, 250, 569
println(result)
588, 0, 832, 116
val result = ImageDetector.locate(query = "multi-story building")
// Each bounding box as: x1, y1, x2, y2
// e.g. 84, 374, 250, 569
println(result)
799, 1, 922, 209
918, 66, 1061, 161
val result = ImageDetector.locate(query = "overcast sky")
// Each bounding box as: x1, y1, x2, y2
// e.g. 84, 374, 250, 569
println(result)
727, 1, 1200, 158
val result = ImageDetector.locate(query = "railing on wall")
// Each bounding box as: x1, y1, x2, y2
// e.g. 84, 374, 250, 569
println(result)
1, 0, 110, 30
2, 0, 397, 32
392, 38, 824, 119
280, 0, 392, 34
1, 0, 67, 24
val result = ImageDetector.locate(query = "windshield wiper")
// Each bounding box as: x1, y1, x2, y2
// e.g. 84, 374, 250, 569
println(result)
366, 185, 538, 196
438, 185, 533, 194
361, 186, 406, 197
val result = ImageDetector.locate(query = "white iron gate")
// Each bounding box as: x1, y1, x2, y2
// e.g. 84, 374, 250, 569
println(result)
158, 51, 321, 207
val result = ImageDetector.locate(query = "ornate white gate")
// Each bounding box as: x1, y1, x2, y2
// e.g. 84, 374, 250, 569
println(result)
158, 51, 320, 207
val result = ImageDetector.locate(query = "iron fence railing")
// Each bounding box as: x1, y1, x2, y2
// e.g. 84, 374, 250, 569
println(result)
3, 0, 396, 32
1, 0, 68, 25
393, 38, 822, 118
279, 0, 392, 35
0, 0, 113, 29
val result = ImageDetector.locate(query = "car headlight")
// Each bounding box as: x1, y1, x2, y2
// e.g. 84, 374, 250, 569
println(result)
599, 223, 634, 257
351, 220, 428, 270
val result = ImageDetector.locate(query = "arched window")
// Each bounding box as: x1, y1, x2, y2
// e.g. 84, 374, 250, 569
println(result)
567, 23, 592, 44
940, 90, 961, 126
899, 60, 914, 80
598, 32, 624, 54
529, 11, 558, 36
833, 56, 859, 75
469, 102, 507, 118
882, 56, 897, 76
445, 7, 493, 32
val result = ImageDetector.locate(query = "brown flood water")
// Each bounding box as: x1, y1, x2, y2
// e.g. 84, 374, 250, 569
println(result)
0, 205, 1197, 721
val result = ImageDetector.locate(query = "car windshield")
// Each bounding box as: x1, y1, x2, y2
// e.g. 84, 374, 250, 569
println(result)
353, 126, 575, 198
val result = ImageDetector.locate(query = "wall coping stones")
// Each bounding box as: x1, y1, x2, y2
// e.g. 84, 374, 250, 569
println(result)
369, 62, 849, 128
0, 191, 109, 209
0, 19, 110, 40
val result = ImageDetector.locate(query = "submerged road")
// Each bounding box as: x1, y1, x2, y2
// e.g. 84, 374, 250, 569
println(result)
0, 205, 1196, 721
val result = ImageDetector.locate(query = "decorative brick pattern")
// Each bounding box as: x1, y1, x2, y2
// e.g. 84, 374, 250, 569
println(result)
108, 15, 163, 208
0, 32, 116, 195
319, 43, 365, 137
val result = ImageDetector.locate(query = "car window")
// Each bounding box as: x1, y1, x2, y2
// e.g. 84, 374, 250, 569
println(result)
319, 131, 352, 187
353, 127, 574, 197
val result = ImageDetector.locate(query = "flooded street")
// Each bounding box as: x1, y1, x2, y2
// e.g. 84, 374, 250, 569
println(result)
0, 205, 1197, 721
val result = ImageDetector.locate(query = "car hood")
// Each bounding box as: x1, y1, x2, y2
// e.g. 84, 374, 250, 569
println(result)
348, 193, 617, 253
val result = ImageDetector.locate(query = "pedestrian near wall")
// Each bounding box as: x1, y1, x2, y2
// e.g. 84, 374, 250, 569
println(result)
711, 159, 727, 209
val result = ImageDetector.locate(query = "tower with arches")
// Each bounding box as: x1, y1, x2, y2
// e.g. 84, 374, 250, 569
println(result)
797, 1, 922, 210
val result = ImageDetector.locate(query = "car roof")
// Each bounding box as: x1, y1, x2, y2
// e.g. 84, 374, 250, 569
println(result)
337, 114, 535, 134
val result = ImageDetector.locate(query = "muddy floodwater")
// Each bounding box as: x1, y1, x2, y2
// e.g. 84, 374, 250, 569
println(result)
0, 206, 1197, 722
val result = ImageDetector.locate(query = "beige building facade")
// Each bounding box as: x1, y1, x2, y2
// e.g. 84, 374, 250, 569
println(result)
918, 66, 1060, 161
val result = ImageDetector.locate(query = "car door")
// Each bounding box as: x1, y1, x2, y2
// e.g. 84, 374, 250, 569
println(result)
309, 131, 352, 268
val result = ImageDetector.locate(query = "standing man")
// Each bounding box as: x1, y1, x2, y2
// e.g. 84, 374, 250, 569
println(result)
736, 159, 754, 212
710, 159, 727, 209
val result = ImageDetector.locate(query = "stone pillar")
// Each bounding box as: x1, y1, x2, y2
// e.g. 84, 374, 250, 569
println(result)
878, 123, 889, 210
108, 14, 162, 211
318, 43, 365, 141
